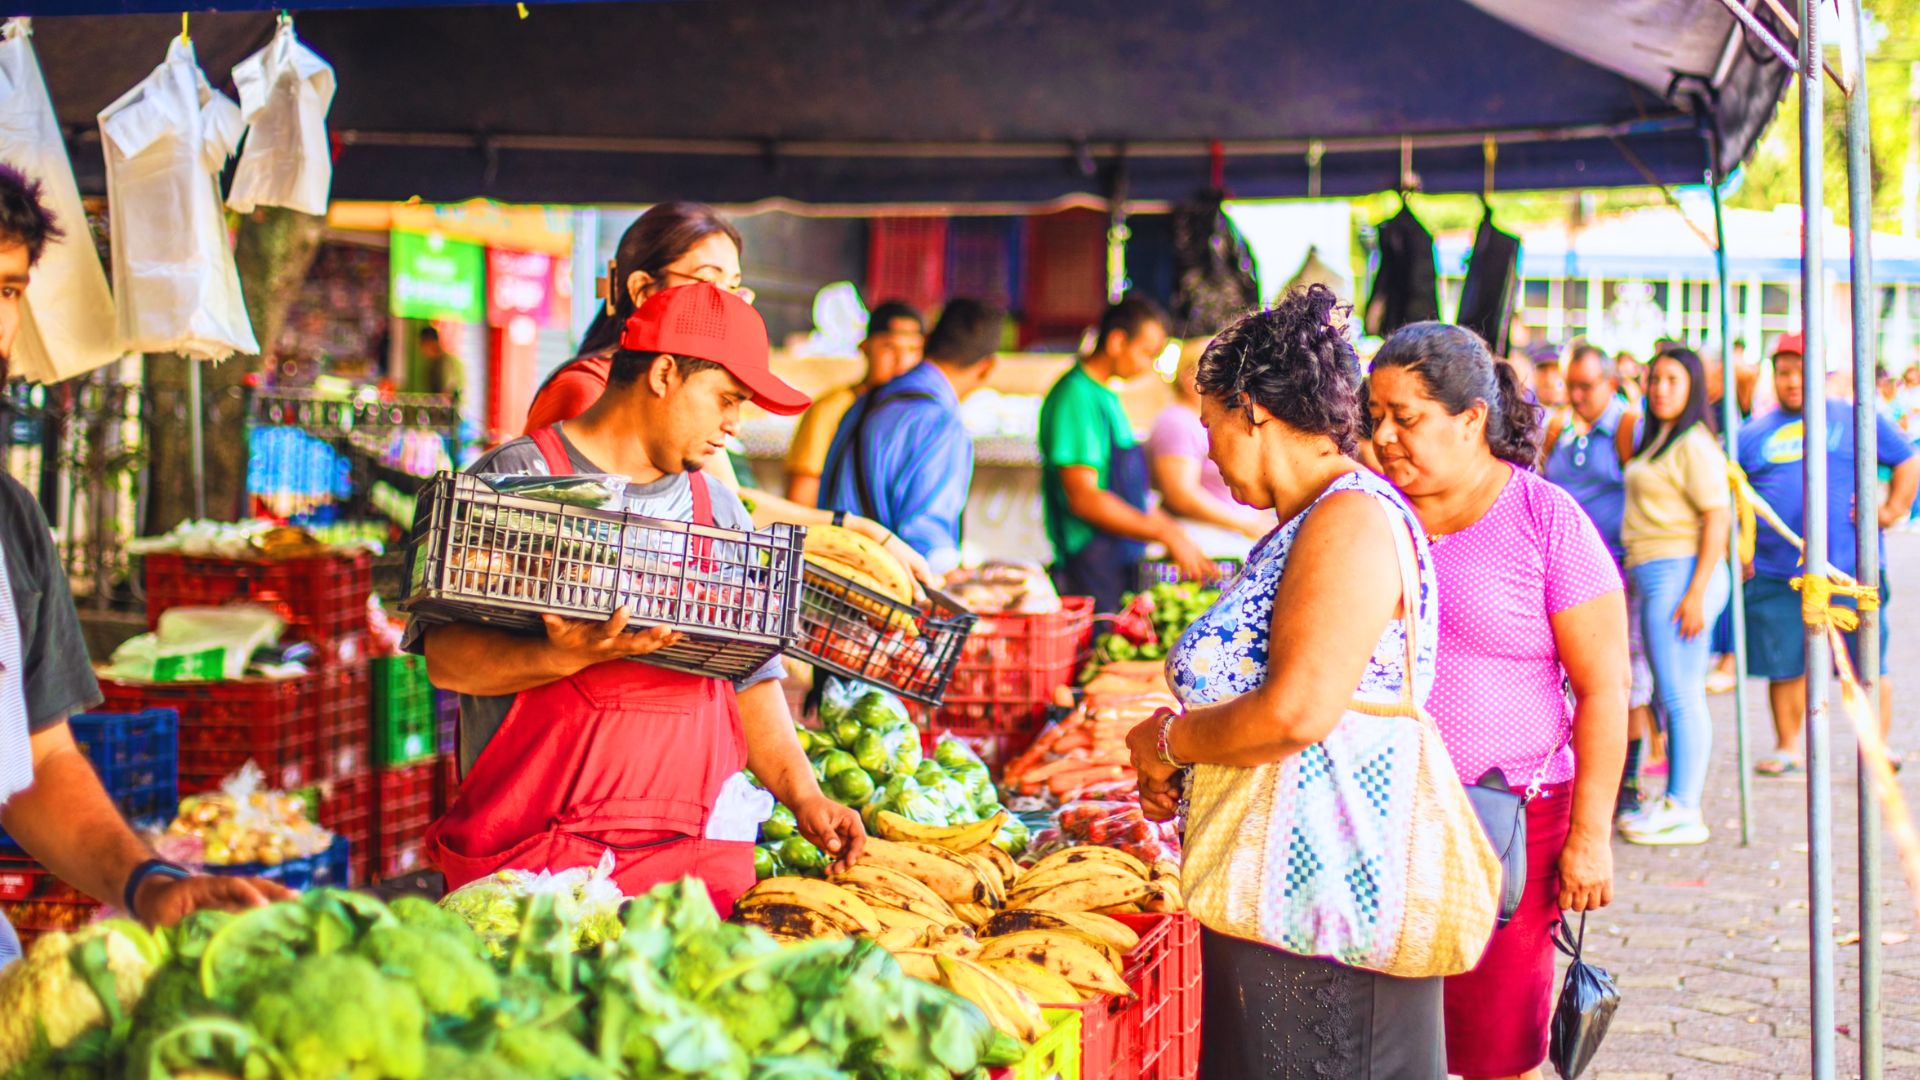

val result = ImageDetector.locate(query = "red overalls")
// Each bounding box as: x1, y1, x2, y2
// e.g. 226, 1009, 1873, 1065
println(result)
424, 427, 758, 915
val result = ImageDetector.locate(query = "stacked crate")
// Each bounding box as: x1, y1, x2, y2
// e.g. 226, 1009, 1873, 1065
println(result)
126, 549, 374, 880
370, 655, 439, 880
0, 709, 181, 950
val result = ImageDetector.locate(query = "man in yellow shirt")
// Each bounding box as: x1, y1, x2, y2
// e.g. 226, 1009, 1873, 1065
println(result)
785, 301, 924, 505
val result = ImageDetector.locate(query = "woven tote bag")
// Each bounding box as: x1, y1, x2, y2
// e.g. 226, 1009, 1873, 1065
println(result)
1181, 502, 1501, 978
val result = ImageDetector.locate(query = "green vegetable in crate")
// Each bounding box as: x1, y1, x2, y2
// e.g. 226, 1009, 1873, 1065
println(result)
814, 749, 862, 782
848, 688, 911, 732
753, 845, 780, 881
778, 836, 828, 875
826, 766, 876, 808
826, 715, 865, 752
761, 804, 798, 843
879, 721, 924, 775
0, 920, 163, 1075
849, 728, 893, 776
356, 922, 501, 1019
993, 818, 1031, 858
236, 952, 429, 1079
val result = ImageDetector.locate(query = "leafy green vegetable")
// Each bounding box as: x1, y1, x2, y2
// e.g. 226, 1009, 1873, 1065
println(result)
238, 953, 427, 1080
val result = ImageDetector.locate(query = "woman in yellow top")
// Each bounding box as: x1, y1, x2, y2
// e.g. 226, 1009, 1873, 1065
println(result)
1618, 346, 1730, 846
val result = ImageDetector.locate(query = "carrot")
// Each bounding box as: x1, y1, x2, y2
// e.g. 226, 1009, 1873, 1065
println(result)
1049, 764, 1132, 797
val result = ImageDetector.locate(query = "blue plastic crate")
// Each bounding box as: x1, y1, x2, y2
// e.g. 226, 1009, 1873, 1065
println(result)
0, 709, 178, 850
205, 835, 350, 892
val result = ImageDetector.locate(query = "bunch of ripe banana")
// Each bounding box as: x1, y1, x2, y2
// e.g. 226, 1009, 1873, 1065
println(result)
731, 810, 1183, 1043
803, 525, 920, 637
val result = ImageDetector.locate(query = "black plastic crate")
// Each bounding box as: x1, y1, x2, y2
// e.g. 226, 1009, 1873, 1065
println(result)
401, 473, 804, 681
789, 570, 975, 707
1134, 556, 1244, 593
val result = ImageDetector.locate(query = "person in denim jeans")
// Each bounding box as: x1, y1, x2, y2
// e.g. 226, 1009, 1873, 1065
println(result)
1619, 347, 1731, 845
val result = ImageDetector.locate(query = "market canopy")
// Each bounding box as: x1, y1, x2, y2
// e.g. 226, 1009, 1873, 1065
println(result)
23, 0, 1791, 207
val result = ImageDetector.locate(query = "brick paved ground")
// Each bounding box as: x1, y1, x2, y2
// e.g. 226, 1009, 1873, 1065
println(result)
1584, 533, 1920, 1080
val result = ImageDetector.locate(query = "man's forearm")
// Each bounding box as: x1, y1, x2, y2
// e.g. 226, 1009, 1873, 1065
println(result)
424, 624, 576, 695
738, 681, 823, 810
0, 728, 153, 910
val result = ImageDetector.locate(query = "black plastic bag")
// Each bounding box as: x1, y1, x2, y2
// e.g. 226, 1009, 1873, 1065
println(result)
1550, 912, 1620, 1079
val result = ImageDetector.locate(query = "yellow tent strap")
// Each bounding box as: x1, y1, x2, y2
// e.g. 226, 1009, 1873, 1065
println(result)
1726, 462, 1757, 569
1791, 573, 1880, 632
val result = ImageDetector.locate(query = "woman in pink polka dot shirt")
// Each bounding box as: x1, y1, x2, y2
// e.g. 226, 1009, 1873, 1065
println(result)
1367, 323, 1629, 1080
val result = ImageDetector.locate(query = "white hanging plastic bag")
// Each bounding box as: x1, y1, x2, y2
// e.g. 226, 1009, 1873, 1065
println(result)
98, 35, 257, 360
0, 19, 122, 383
227, 17, 335, 216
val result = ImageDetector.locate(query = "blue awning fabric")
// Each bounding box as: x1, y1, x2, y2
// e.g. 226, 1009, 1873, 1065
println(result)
20, 1, 1791, 207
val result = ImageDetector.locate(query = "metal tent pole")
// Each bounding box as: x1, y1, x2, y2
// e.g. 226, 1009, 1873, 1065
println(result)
1797, 2, 1836, 1076
1706, 150, 1755, 847
186, 359, 206, 520
1842, 0, 1882, 1072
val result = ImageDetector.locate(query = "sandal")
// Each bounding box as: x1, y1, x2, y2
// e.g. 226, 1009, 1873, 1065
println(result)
1755, 755, 1804, 777
1706, 670, 1737, 695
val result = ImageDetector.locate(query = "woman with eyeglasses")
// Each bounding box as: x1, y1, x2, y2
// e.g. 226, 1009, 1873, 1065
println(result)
525, 201, 933, 590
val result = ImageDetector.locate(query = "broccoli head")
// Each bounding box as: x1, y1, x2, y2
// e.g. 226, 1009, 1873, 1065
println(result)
238, 953, 426, 1080
493, 1025, 618, 1080
356, 924, 500, 1020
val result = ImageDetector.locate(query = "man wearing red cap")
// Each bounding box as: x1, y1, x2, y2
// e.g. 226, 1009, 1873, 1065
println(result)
1738, 332, 1920, 777
415, 283, 863, 912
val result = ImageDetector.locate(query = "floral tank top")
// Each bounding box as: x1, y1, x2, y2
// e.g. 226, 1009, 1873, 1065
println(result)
1168, 469, 1437, 711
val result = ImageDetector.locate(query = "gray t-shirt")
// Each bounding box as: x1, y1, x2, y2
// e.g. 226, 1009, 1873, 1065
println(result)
403, 427, 785, 774
2, 474, 102, 732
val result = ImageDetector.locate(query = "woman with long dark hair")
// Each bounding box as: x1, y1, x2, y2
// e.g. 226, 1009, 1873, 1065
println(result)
1366, 322, 1626, 1080
523, 203, 932, 589
527, 202, 749, 432
1617, 346, 1730, 846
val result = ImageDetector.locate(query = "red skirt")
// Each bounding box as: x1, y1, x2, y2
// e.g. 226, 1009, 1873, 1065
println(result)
1443, 783, 1574, 1077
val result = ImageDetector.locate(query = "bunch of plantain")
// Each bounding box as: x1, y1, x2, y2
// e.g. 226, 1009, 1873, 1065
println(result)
1004, 845, 1185, 915
804, 525, 919, 637
731, 876, 881, 940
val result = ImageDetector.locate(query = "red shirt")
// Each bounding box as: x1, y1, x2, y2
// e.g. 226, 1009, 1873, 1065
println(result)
523, 354, 611, 433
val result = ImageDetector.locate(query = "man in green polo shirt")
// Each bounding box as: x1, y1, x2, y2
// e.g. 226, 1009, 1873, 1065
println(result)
1039, 297, 1211, 611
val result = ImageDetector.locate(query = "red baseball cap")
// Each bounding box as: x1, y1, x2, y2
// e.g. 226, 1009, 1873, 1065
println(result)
620, 283, 810, 416
1772, 331, 1805, 358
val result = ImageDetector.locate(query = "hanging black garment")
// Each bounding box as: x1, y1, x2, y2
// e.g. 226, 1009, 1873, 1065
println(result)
1456, 211, 1522, 356
1363, 204, 1440, 338
1170, 189, 1259, 337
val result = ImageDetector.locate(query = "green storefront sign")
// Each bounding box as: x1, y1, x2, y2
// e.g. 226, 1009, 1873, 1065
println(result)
390, 230, 485, 322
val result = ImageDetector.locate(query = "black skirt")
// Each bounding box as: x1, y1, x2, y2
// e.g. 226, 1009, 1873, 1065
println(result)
1199, 927, 1445, 1080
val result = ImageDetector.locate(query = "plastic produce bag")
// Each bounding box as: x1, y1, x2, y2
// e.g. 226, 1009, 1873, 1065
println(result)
226, 16, 335, 215
480, 472, 629, 509
441, 848, 627, 958
152, 604, 286, 681
0, 20, 122, 383
163, 762, 334, 865
98, 35, 257, 360
1549, 913, 1619, 1079
1032, 799, 1181, 868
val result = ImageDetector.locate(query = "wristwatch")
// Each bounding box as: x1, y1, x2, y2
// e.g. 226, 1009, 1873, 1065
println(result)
123, 859, 191, 919
832, 511, 848, 527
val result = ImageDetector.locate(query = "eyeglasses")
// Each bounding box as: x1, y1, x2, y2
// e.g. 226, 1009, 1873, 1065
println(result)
660, 269, 756, 306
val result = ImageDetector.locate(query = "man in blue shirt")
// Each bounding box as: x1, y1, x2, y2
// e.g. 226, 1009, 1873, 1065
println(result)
1739, 332, 1920, 776
1541, 341, 1653, 814
820, 300, 1003, 576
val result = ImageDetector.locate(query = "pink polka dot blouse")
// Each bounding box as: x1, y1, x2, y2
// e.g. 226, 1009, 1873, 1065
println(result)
1425, 464, 1622, 788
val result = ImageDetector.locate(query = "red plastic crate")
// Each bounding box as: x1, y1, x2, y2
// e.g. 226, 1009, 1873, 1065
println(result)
928, 597, 1093, 763
317, 771, 373, 886
432, 753, 460, 818
374, 762, 435, 880
0, 854, 105, 950
867, 216, 949, 316
315, 661, 371, 781
144, 551, 371, 654
1075, 913, 1202, 1080
101, 675, 322, 795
